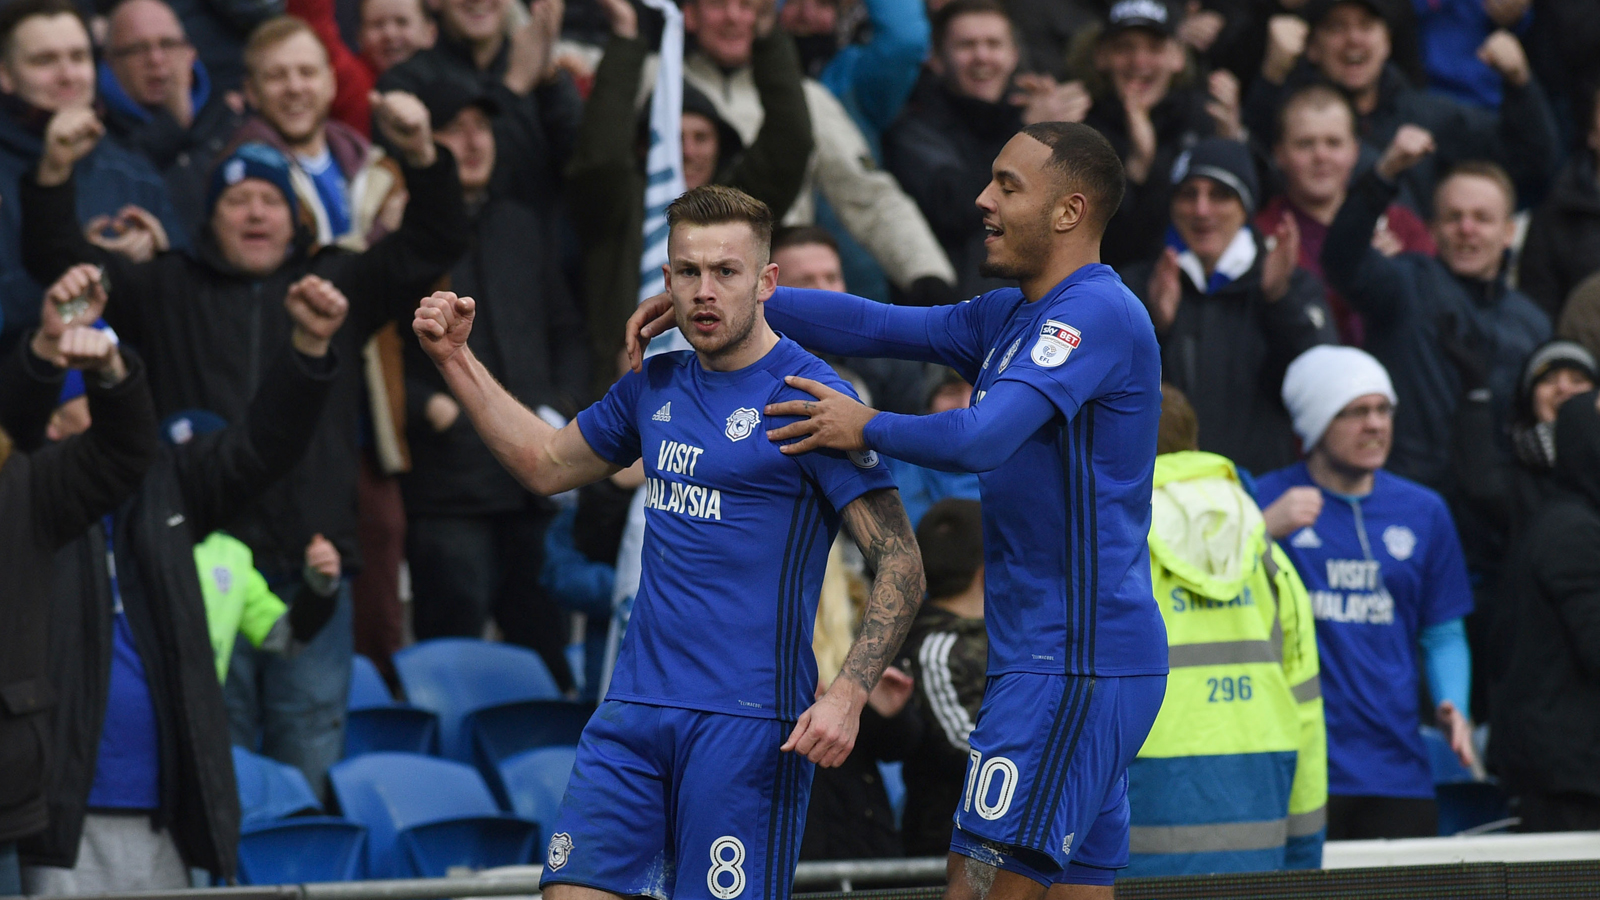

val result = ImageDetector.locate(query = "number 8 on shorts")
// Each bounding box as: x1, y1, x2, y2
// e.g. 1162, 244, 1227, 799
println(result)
707, 836, 746, 899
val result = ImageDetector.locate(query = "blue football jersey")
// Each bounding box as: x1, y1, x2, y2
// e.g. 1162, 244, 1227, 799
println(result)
1256, 463, 1473, 798
576, 337, 897, 720
920, 264, 1167, 677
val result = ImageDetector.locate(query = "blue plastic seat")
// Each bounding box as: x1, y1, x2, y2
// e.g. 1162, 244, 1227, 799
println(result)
236, 817, 367, 883
344, 654, 440, 758
1421, 725, 1511, 834
349, 654, 396, 710
329, 752, 539, 877
497, 746, 577, 856
469, 701, 591, 808
345, 707, 442, 759
233, 746, 320, 827
393, 639, 562, 758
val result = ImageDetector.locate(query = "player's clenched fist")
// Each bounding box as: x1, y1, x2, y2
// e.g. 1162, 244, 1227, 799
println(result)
414, 291, 476, 367
285, 275, 349, 357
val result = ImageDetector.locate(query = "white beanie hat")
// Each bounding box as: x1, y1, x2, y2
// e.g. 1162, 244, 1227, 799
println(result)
1281, 345, 1397, 451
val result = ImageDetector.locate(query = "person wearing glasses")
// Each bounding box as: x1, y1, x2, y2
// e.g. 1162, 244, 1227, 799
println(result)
1257, 345, 1477, 842
0, 0, 184, 348
98, 0, 245, 236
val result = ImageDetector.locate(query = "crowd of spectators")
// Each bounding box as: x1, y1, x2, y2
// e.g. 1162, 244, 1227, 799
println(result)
0, 0, 1599, 888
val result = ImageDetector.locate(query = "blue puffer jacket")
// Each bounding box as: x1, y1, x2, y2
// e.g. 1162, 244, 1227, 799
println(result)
0, 103, 185, 348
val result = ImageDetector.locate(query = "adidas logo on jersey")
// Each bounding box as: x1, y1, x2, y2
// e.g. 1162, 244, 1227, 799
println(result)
652, 402, 672, 422
1291, 528, 1323, 549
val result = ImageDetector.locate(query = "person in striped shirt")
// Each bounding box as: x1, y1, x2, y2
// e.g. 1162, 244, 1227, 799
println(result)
901, 499, 988, 857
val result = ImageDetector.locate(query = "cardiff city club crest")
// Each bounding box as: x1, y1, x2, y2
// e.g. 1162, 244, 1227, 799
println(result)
547, 832, 573, 870
1030, 320, 1081, 368
725, 407, 760, 442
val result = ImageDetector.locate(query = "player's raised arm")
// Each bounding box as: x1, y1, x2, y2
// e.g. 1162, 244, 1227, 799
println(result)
625, 286, 978, 373
414, 291, 619, 495
782, 487, 924, 767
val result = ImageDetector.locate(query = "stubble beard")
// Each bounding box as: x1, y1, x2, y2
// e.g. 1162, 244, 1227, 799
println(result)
680, 289, 760, 363
978, 211, 1052, 281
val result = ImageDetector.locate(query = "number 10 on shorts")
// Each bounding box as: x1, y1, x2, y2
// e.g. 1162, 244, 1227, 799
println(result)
963, 750, 1019, 820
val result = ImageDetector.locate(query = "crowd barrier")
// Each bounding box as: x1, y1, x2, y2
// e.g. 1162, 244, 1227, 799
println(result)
24, 832, 1600, 900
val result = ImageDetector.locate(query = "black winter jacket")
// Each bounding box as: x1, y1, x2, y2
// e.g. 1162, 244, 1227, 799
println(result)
0, 348, 157, 843
1244, 62, 1559, 215
379, 37, 581, 219
401, 197, 589, 517
799, 704, 920, 861
1322, 170, 1550, 493
11, 345, 337, 876
883, 75, 1020, 300
1121, 232, 1336, 476
1490, 390, 1600, 800
19, 150, 468, 579
1085, 87, 1214, 270
100, 84, 246, 239
1519, 150, 1600, 321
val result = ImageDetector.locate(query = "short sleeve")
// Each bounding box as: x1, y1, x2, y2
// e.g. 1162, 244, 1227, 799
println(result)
576, 366, 646, 468
992, 283, 1132, 421
1421, 497, 1475, 627
778, 370, 898, 513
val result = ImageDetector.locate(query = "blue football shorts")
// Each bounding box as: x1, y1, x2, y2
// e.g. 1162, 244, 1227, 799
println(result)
538, 700, 814, 900
948, 673, 1166, 887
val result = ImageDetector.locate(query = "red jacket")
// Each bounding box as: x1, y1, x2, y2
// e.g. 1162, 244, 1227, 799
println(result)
288, 0, 375, 137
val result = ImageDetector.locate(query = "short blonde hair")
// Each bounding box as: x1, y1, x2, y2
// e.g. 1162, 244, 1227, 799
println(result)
243, 16, 325, 80
666, 185, 774, 264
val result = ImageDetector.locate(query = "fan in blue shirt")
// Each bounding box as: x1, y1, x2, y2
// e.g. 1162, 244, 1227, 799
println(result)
1257, 345, 1477, 841
412, 185, 924, 900
632, 123, 1169, 899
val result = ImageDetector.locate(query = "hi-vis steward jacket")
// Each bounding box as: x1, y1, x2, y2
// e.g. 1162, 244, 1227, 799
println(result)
1126, 451, 1327, 876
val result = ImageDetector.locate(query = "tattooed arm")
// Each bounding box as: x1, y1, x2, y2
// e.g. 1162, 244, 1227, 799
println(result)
781, 488, 925, 767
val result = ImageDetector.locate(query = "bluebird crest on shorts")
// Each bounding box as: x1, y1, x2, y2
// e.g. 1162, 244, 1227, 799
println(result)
725, 407, 760, 441
547, 832, 573, 870
1031, 321, 1081, 368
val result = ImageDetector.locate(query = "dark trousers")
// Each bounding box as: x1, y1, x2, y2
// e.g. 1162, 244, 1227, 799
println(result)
407, 507, 572, 691
1514, 791, 1600, 833
1327, 794, 1438, 839
353, 455, 405, 688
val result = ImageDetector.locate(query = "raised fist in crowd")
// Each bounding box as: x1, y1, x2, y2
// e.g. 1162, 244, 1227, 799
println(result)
37, 106, 104, 188
284, 275, 350, 358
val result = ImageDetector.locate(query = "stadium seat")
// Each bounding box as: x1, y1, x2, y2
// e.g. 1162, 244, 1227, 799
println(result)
329, 752, 540, 877
348, 654, 395, 709
236, 818, 367, 883
497, 746, 577, 856
344, 654, 442, 758
1421, 726, 1512, 835
232, 746, 321, 827
393, 639, 562, 758
469, 700, 592, 807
